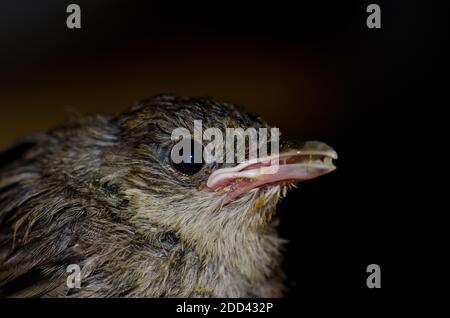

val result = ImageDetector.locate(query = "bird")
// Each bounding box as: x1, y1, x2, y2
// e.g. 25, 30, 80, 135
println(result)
0, 95, 337, 297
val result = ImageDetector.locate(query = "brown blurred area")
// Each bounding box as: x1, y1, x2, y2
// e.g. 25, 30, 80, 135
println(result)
0, 1, 359, 149
0, 37, 342, 148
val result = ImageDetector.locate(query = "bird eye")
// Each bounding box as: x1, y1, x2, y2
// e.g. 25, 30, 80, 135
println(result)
169, 139, 204, 175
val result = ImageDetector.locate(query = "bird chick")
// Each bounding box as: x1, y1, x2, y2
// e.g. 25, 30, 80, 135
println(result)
0, 95, 337, 297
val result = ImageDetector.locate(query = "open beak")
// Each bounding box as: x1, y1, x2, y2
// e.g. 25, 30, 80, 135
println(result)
206, 141, 337, 200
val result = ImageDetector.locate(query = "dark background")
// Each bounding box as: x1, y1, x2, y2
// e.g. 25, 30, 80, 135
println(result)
0, 0, 447, 306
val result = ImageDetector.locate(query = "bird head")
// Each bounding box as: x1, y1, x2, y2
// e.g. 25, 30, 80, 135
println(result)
103, 95, 337, 262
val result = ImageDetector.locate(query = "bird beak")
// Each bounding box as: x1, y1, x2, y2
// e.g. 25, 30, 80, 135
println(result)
206, 141, 337, 200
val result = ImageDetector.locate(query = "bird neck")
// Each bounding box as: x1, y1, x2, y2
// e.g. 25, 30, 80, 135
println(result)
180, 217, 284, 282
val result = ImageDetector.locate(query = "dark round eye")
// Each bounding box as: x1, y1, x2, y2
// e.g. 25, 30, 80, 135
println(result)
169, 139, 204, 175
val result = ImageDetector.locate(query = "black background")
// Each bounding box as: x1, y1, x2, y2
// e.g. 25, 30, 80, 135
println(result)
0, 0, 448, 311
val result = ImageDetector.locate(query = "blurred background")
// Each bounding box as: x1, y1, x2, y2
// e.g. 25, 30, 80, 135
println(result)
0, 0, 447, 299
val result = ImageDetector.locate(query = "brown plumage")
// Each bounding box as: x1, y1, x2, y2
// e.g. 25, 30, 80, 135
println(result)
0, 95, 336, 297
